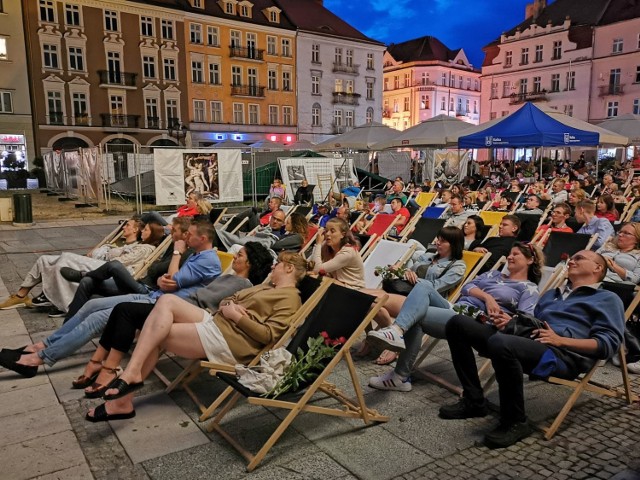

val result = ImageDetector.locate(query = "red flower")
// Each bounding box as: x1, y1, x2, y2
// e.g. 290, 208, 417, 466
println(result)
319, 331, 329, 339
560, 253, 570, 261
318, 269, 327, 276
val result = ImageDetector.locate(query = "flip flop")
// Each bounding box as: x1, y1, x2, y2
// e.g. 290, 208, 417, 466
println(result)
374, 349, 399, 366
103, 378, 144, 400
85, 403, 135, 423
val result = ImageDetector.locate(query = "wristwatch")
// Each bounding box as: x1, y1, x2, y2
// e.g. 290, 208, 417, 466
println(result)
173, 250, 181, 255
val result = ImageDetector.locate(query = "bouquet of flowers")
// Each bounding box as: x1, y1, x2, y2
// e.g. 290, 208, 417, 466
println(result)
374, 264, 407, 281
265, 331, 346, 399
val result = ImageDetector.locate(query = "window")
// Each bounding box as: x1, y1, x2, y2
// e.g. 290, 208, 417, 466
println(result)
164, 58, 176, 80
145, 98, 158, 127
346, 49, 353, 67
345, 80, 353, 94
467, 78, 471, 90
207, 26, 219, 46
473, 100, 477, 114
267, 36, 277, 55
607, 101, 619, 117
231, 66, 241, 86
0, 91, 12, 113
143, 56, 156, 79
421, 95, 429, 109
367, 53, 374, 70
551, 73, 560, 92
43, 44, 59, 69
104, 10, 118, 31
225, 1, 234, 14
534, 45, 543, 62
505, 51, 512, 67
552, 41, 562, 60
230, 30, 241, 47
457, 98, 462, 112
636, 66, 640, 83
403, 97, 409, 111
71, 92, 87, 124
312, 103, 321, 126
281, 38, 291, 57
449, 74, 455, 88
269, 105, 278, 124
282, 71, 291, 92
441, 97, 445, 110
68, 47, 84, 71
366, 80, 374, 100
247, 67, 257, 88
441, 73, 446, 86
449, 97, 454, 111
283, 106, 292, 125
335, 78, 343, 93
311, 75, 320, 95
520, 47, 529, 65
394, 75, 400, 89
566, 71, 575, 90
366, 107, 373, 123
519, 78, 528, 94
193, 100, 205, 122
613, 38, 623, 54
47, 91, 63, 124
211, 101, 222, 122
268, 69, 277, 90
393, 99, 399, 113
269, 10, 278, 22
533, 76, 541, 93
141, 16, 153, 37
193, 0, 203, 7
634, 99, 640, 115
490, 82, 498, 99
161, 19, 174, 39
404, 73, 410, 87
458, 75, 463, 88
190, 24, 202, 44
166, 98, 178, 123
208, 62, 220, 84
502, 81, 511, 97
107, 51, 121, 82
384, 78, 389, 91
40, 0, 55, 22
233, 103, 244, 123
335, 48, 342, 65
248, 104, 259, 125
191, 60, 203, 83
333, 109, 343, 126
0, 38, 6, 60
345, 110, 353, 127
465, 99, 470, 113
490, 112, 497, 120
65, 4, 81, 26
312, 44, 320, 63
240, 4, 249, 16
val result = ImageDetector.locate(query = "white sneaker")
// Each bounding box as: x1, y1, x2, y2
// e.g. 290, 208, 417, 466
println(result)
367, 326, 406, 352
627, 360, 640, 374
369, 369, 412, 392
611, 355, 621, 367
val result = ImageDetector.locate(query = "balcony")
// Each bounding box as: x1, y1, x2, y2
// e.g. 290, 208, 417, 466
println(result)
332, 123, 348, 134
231, 85, 265, 97
598, 84, 625, 97
74, 114, 89, 126
100, 114, 141, 128
332, 92, 361, 106
146, 116, 160, 129
332, 62, 359, 75
509, 90, 548, 105
98, 70, 137, 88
229, 46, 264, 61
48, 111, 64, 125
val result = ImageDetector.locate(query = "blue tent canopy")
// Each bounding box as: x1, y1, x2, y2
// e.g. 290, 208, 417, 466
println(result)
458, 103, 600, 149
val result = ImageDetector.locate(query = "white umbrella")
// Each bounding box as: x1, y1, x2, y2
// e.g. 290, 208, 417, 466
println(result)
598, 113, 640, 145
286, 139, 316, 150
249, 138, 289, 151
214, 139, 250, 149
314, 122, 400, 151
374, 115, 474, 149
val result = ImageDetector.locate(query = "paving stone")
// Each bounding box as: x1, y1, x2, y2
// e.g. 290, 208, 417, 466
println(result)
0, 382, 58, 418
0, 403, 70, 447
33, 463, 94, 480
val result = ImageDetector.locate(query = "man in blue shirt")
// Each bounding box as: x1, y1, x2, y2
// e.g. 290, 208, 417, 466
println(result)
575, 199, 614, 250
0, 221, 221, 378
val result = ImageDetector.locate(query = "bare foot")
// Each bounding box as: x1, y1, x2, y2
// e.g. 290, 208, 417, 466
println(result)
23, 342, 45, 353
103, 372, 142, 398
86, 397, 134, 418
17, 352, 44, 367
374, 349, 399, 365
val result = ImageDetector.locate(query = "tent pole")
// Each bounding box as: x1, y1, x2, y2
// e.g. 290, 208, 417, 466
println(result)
251, 148, 257, 208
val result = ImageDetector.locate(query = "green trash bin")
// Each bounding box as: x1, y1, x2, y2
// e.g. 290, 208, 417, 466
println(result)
13, 193, 34, 225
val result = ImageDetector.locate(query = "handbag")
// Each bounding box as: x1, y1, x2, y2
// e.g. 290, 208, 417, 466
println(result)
382, 259, 455, 297
503, 311, 546, 338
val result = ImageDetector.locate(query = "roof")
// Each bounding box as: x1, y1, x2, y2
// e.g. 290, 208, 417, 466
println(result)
273, 0, 383, 45
386, 36, 460, 63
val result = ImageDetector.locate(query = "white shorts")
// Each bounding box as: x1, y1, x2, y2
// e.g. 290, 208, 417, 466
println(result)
194, 310, 237, 365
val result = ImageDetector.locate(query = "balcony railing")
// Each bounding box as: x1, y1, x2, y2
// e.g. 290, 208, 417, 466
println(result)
146, 116, 160, 129
48, 111, 64, 125
98, 70, 137, 87
332, 92, 361, 106
598, 84, 624, 97
229, 46, 264, 61
74, 114, 89, 126
332, 62, 359, 75
231, 85, 265, 97
509, 90, 548, 105
100, 114, 141, 128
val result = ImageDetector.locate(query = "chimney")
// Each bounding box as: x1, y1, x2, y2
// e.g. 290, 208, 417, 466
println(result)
525, 0, 547, 19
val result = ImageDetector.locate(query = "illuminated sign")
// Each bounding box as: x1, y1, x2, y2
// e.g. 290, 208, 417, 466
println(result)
0, 135, 25, 144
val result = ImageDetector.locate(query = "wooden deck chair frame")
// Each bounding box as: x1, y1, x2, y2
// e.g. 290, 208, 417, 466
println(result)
209, 207, 228, 226
300, 225, 320, 259
362, 239, 416, 289
206, 283, 389, 471
132, 235, 173, 280
89, 223, 124, 255
391, 206, 426, 243
163, 277, 332, 417
316, 173, 334, 203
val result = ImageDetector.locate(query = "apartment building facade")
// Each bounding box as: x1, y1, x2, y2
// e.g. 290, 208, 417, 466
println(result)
382, 36, 481, 132
0, 1, 36, 168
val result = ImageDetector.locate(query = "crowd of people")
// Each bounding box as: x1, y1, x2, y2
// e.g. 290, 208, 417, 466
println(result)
0, 161, 637, 450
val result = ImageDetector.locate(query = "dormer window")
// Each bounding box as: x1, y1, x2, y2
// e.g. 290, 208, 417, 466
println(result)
191, 0, 203, 8
270, 10, 277, 22
226, 2, 234, 14
219, 0, 236, 15
238, 1, 253, 17
263, 6, 281, 23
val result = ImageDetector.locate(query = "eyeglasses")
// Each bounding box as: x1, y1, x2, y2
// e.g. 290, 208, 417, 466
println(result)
618, 230, 635, 237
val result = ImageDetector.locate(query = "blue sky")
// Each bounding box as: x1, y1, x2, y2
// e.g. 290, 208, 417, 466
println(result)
324, 0, 534, 68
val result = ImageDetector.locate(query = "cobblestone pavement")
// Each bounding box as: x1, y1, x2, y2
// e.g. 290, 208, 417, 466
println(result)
0, 220, 639, 480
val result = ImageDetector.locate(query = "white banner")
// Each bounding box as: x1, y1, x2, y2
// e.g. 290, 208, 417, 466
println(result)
154, 149, 243, 205
278, 157, 358, 202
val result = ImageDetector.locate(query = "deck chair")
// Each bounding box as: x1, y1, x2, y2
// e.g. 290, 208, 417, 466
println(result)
415, 192, 437, 208
164, 276, 329, 416
359, 214, 402, 256
132, 235, 173, 280
294, 205, 312, 219
208, 282, 389, 471
300, 225, 319, 258
88, 222, 124, 255
362, 239, 416, 289
401, 217, 446, 248
542, 231, 596, 267
515, 213, 542, 242
422, 206, 447, 219
479, 210, 507, 227
216, 250, 235, 274
209, 207, 227, 226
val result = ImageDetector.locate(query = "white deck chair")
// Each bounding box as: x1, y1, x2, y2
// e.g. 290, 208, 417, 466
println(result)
362, 239, 417, 289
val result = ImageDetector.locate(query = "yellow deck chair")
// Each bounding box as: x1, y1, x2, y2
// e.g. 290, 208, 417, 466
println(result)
216, 250, 235, 274
479, 210, 507, 226
415, 192, 437, 208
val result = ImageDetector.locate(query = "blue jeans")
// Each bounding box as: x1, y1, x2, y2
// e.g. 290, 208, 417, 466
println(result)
39, 293, 154, 366
394, 281, 455, 378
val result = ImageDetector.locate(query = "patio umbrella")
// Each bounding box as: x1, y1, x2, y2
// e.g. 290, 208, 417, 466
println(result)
249, 139, 289, 151
314, 122, 400, 151
597, 113, 640, 145
374, 115, 473, 149
286, 139, 316, 150
214, 139, 250, 149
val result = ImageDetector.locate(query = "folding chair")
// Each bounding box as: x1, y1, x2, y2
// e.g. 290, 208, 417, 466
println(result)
422, 206, 447, 219
132, 235, 173, 280
515, 213, 541, 242
300, 224, 319, 258
401, 217, 446, 248
358, 214, 402, 257
362, 239, 416, 289
216, 250, 235, 274
208, 282, 389, 471
164, 276, 329, 416
88, 222, 124, 255
209, 207, 227, 226
542, 231, 597, 267
415, 192, 437, 208
479, 210, 507, 227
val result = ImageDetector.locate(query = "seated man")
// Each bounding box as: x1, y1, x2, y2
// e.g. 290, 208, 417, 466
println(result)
469, 214, 521, 272
442, 194, 474, 229
309, 203, 332, 227
0, 220, 221, 378
575, 199, 615, 250
541, 179, 569, 206
439, 250, 624, 448
517, 195, 544, 215
216, 209, 288, 252
259, 196, 283, 226
386, 180, 408, 206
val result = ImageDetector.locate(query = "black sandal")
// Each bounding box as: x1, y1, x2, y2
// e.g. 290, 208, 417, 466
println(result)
103, 378, 144, 400
84, 366, 121, 399
72, 359, 102, 389
85, 403, 135, 423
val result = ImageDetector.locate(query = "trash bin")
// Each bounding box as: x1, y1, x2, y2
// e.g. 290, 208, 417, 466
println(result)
13, 193, 34, 225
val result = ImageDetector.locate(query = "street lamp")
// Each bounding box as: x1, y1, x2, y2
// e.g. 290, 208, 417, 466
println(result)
168, 120, 188, 146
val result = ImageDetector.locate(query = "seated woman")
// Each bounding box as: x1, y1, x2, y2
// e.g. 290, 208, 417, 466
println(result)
490, 195, 513, 212
598, 222, 640, 284
595, 194, 620, 222
367, 242, 542, 391
312, 218, 365, 289
76, 242, 274, 397
177, 192, 211, 217
568, 188, 587, 214
293, 179, 313, 205
0, 218, 162, 313
85, 251, 309, 422
463, 215, 485, 250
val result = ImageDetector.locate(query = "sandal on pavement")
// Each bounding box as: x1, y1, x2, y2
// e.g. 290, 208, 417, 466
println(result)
84, 366, 122, 399
85, 403, 135, 423
72, 359, 102, 389
374, 349, 399, 366
103, 378, 144, 400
